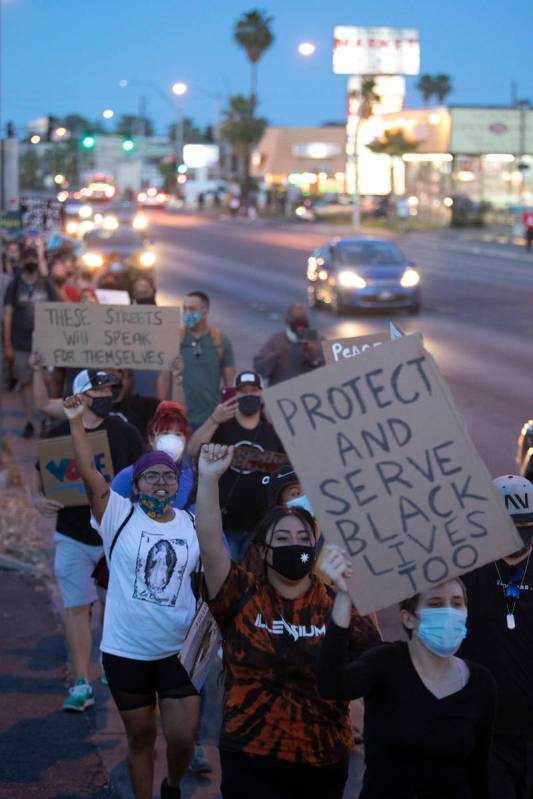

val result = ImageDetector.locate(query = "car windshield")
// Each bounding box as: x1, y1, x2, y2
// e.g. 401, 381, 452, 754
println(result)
336, 241, 404, 265
84, 230, 144, 248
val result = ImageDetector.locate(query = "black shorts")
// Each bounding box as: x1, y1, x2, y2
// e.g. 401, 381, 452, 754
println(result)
102, 652, 198, 711
219, 749, 349, 799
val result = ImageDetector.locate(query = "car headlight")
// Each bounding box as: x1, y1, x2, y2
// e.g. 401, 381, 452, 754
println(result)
66, 221, 79, 235
103, 215, 119, 230
139, 252, 156, 267
79, 204, 92, 219
295, 206, 307, 218
82, 252, 104, 268
133, 214, 148, 230
400, 267, 420, 288
337, 270, 367, 289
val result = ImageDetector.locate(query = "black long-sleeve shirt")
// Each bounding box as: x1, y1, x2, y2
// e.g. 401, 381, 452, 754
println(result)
318, 624, 496, 799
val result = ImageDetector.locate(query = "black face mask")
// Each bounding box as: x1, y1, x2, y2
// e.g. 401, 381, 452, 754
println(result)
53, 276, 66, 287
238, 395, 262, 417
135, 296, 156, 305
24, 261, 39, 274
265, 544, 315, 581
89, 396, 113, 419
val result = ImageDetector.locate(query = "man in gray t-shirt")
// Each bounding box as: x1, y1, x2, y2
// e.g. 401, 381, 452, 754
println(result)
157, 291, 235, 428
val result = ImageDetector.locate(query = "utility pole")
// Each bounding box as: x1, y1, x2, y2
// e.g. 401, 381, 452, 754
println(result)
516, 99, 530, 203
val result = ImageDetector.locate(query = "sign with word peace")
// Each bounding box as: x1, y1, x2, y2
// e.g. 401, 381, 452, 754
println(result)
38, 430, 114, 507
323, 333, 388, 365
34, 303, 180, 371
264, 334, 521, 614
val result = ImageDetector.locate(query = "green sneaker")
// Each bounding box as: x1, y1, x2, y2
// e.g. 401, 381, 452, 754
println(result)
63, 678, 94, 712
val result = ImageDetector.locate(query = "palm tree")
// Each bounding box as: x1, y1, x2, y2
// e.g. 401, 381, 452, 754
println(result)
233, 9, 274, 106
433, 74, 452, 103
367, 129, 417, 196
350, 77, 381, 119
417, 74, 435, 103
220, 94, 267, 199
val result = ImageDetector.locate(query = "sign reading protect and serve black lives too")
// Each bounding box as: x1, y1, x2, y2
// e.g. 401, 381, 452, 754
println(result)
35, 303, 181, 371
264, 334, 521, 615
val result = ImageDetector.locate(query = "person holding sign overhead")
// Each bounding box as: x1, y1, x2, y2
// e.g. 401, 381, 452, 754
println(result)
460, 475, 533, 799
33, 369, 145, 713
317, 546, 497, 799
194, 443, 380, 799
63, 393, 202, 799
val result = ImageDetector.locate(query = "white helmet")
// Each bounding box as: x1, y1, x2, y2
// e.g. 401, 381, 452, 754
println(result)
493, 474, 533, 526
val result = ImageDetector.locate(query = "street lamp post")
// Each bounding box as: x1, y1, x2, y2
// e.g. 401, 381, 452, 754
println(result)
171, 82, 188, 167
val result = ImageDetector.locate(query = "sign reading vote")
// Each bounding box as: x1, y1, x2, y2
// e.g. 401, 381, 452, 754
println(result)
264, 334, 521, 614
38, 431, 114, 507
35, 303, 180, 371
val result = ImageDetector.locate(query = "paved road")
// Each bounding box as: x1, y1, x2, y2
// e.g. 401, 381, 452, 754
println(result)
150, 211, 533, 476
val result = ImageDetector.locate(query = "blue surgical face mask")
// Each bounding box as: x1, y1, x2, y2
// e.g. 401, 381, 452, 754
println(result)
286, 495, 314, 516
183, 310, 204, 329
416, 607, 467, 658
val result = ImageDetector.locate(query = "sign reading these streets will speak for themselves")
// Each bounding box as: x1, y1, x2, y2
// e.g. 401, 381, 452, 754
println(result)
35, 303, 181, 371
264, 334, 521, 615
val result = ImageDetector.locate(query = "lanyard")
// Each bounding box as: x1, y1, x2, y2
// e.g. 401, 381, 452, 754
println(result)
494, 551, 532, 630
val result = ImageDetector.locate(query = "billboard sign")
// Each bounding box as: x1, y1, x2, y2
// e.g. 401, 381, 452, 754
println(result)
450, 107, 533, 155
333, 26, 420, 76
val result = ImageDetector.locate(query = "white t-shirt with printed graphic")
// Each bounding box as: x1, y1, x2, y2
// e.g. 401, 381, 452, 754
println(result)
92, 490, 200, 660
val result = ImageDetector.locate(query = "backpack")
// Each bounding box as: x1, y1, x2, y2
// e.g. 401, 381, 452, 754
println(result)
180, 326, 225, 363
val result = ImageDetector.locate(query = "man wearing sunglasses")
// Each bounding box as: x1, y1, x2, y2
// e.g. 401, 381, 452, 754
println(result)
34, 369, 145, 712
460, 475, 533, 799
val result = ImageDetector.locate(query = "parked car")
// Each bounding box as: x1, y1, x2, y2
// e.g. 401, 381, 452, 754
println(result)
80, 228, 156, 294
306, 237, 420, 315
295, 194, 354, 221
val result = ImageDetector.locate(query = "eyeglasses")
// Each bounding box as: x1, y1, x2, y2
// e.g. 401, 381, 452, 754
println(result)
140, 470, 178, 485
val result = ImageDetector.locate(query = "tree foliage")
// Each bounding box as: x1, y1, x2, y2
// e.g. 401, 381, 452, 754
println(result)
233, 9, 275, 102
115, 114, 155, 137
416, 74, 453, 104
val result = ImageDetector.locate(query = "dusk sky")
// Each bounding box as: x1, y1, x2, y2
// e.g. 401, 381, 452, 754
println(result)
3, 0, 533, 136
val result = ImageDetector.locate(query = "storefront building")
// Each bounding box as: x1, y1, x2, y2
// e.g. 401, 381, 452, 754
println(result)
251, 126, 346, 195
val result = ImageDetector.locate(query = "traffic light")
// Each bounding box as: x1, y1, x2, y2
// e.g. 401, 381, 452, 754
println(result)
82, 135, 96, 149
122, 137, 135, 152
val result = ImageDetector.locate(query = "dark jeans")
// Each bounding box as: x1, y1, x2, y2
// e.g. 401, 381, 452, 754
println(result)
491, 734, 533, 799
219, 749, 349, 799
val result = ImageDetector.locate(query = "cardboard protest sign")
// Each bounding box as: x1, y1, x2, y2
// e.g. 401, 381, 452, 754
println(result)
20, 196, 63, 233
37, 431, 114, 506
34, 303, 180, 371
178, 603, 221, 691
323, 333, 388, 365
94, 289, 131, 305
231, 444, 288, 474
264, 334, 522, 614
390, 321, 406, 341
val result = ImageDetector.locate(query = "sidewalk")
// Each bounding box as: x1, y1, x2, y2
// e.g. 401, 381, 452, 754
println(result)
0, 387, 400, 799
0, 389, 224, 799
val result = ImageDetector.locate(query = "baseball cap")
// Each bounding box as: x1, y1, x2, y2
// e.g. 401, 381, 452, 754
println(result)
72, 369, 120, 395
493, 475, 533, 526
262, 465, 300, 506
235, 371, 263, 390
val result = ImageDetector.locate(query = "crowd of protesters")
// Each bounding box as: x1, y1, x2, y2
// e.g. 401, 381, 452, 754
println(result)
2, 229, 533, 799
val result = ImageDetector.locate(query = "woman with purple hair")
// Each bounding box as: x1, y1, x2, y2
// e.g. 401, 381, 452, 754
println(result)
63, 392, 200, 799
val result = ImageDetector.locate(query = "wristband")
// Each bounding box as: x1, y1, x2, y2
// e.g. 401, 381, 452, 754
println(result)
210, 414, 220, 425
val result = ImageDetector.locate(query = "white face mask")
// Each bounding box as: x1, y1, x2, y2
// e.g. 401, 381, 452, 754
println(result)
286, 326, 300, 344
153, 433, 185, 462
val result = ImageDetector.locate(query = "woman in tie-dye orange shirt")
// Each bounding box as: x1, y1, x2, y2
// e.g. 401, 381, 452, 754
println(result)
196, 443, 380, 799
